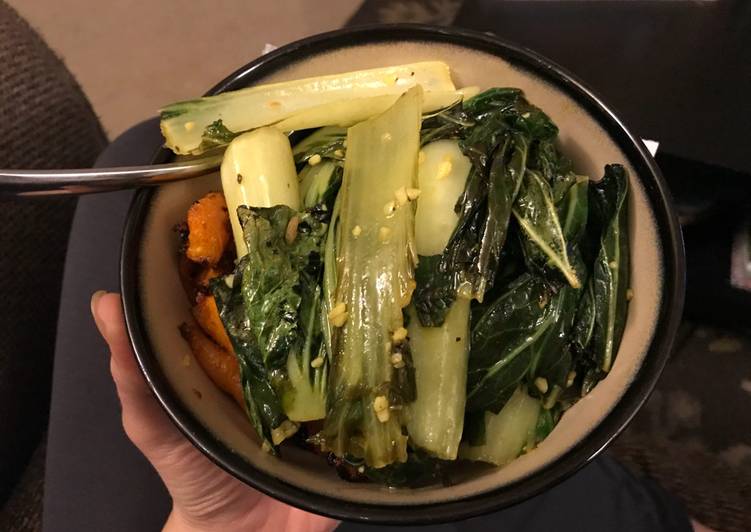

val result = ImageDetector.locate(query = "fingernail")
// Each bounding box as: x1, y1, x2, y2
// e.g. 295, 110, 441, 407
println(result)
91, 290, 108, 335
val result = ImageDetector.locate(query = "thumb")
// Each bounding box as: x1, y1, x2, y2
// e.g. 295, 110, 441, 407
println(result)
90, 291, 185, 456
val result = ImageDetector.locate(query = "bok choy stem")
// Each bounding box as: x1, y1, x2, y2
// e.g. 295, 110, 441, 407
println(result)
406, 139, 472, 460
220, 127, 300, 256
320, 87, 422, 468
161, 62, 458, 155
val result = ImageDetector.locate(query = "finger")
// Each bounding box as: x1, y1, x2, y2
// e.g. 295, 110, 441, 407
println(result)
91, 291, 148, 398
91, 291, 184, 453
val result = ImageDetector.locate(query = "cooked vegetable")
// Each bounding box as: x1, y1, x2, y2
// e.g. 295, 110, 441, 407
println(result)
406, 301, 469, 460
414, 140, 473, 256
319, 87, 421, 468
179, 322, 243, 406
220, 127, 300, 256
165, 66, 633, 485
417, 89, 560, 308
460, 387, 540, 466
185, 192, 231, 265
160, 62, 458, 155
192, 293, 234, 354
574, 165, 630, 374
466, 274, 557, 414
513, 169, 580, 288
235, 205, 329, 422
292, 126, 346, 165
526, 179, 590, 402
406, 138, 472, 460
212, 272, 294, 449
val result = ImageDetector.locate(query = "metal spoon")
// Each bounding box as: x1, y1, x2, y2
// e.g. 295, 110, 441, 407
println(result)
0, 153, 223, 197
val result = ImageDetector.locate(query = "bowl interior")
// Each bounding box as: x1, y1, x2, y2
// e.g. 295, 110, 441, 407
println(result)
129, 36, 665, 512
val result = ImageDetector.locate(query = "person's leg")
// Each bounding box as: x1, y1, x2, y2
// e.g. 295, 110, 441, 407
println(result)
42, 119, 171, 532
42, 117, 694, 532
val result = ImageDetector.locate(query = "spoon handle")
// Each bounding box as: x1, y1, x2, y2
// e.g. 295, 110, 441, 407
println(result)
0, 154, 223, 197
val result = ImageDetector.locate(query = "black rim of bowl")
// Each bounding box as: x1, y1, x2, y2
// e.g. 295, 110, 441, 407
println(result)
121, 23, 686, 525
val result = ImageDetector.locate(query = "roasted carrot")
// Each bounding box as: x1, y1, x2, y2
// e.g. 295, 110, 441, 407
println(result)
177, 254, 201, 303
192, 294, 234, 354
179, 322, 243, 406
186, 192, 231, 265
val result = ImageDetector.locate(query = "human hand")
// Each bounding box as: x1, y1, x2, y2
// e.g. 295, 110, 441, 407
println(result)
91, 291, 338, 532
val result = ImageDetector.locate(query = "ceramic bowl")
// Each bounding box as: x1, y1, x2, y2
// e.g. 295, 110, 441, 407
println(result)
121, 24, 684, 524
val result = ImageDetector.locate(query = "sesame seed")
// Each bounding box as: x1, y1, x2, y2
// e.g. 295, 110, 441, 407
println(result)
352, 225, 362, 237
406, 187, 421, 200
328, 302, 348, 327
373, 395, 390, 423
308, 154, 322, 166
392, 327, 408, 343
534, 377, 549, 394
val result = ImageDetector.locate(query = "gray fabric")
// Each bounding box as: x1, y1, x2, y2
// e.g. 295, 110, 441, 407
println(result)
0, 0, 107, 508
0, 440, 45, 532
42, 119, 169, 532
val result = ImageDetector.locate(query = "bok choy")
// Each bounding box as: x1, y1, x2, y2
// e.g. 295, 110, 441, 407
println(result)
168, 63, 632, 485
161, 62, 459, 155
319, 87, 422, 468
406, 139, 472, 460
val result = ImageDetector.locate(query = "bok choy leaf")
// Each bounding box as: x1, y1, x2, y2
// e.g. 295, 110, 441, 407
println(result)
575, 164, 630, 374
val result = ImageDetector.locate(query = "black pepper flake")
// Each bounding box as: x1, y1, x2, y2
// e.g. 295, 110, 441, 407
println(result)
455, 337, 461, 342
237, 173, 243, 183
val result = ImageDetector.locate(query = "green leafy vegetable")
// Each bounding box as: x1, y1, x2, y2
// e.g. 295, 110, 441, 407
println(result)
460, 386, 541, 466
292, 126, 346, 166
212, 272, 291, 450
364, 449, 450, 487
319, 87, 421, 468
418, 89, 560, 306
235, 204, 329, 423
406, 300, 470, 459
174, 74, 633, 483
298, 161, 342, 211
220, 127, 301, 257
160, 61, 459, 155
513, 169, 581, 289
467, 274, 557, 414
574, 165, 630, 373
412, 255, 456, 327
